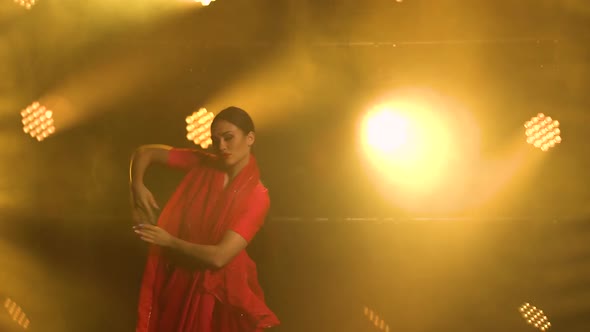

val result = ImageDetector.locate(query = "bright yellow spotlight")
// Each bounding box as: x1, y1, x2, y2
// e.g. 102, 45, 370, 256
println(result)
196, 0, 215, 6
358, 90, 481, 213
524, 113, 561, 152
363, 305, 390, 332
14, 0, 35, 10
20, 102, 56, 142
519, 303, 551, 331
3, 297, 30, 330
360, 101, 454, 196
364, 110, 412, 154
186, 108, 214, 149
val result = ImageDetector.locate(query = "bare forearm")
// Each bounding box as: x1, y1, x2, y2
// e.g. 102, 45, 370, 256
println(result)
170, 237, 222, 268
129, 145, 173, 185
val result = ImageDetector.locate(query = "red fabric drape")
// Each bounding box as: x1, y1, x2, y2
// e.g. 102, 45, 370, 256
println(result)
136, 149, 280, 332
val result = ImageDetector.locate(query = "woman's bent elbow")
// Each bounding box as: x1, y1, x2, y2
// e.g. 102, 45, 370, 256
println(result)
210, 252, 235, 269
210, 256, 227, 269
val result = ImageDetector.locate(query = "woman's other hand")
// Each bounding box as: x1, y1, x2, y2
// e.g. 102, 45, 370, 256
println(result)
134, 224, 175, 247
131, 183, 160, 225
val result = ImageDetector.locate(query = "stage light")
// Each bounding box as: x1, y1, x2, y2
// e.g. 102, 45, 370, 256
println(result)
3, 297, 30, 330
524, 113, 561, 152
185, 108, 214, 149
359, 100, 455, 195
363, 306, 390, 332
519, 303, 551, 331
13, 0, 35, 10
196, 0, 215, 6
20, 102, 56, 142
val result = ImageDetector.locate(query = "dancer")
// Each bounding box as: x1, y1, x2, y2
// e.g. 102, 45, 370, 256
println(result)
130, 106, 280, 331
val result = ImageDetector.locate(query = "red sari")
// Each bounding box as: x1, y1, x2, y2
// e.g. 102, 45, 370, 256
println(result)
136, 149, 280, 332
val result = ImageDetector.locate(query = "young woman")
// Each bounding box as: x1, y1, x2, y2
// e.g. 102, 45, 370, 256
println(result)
130, 107, 280, 331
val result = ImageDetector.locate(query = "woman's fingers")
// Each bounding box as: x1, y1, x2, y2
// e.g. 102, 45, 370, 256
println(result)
132, 207, 151, 224
139, 236, 155, 244
149, 194, 160, 210
130, 186, 159, 224
136, 232, 161, 245
134, 225, 165, 244
138, 200, 156, 223
132, 211, 144, 224
134, 228, 154, 242
140, 236, 154, 243
137, 224, 158, 231
134, 225, 160, 237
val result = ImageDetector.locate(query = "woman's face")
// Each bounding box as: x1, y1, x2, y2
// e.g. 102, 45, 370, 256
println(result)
211, 119, 254, 168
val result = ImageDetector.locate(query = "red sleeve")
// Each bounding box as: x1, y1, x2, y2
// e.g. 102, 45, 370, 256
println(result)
230, 184, 270, 243
167, 148, 202, 171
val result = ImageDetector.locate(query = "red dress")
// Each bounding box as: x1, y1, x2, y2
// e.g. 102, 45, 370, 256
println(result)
135, 149, 280, 332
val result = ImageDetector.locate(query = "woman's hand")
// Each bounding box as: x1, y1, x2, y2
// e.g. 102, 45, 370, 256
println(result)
134, 224, 175, 248
130, 183, 160, 225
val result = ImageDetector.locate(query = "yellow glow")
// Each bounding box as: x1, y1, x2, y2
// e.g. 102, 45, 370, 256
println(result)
35, 1, 201, 132
204, 48, 317, 129
14, 0, 36, 10
363, 306, 390, 332
524, 113, 561, 152
364, 110, 412, 154
519, 303, 551, 331
2, 297, 31, 329
360, 93, 462, 199
20, 102, 56, 142
186, 108, 214, 149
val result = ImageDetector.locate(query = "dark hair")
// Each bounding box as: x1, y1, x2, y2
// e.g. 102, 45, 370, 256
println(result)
211, 106, 255, 134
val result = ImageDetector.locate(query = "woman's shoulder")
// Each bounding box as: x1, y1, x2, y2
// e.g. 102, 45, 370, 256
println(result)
244, 181, 270, 211
254, 179, 268, 191
251, 181, 270, 201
